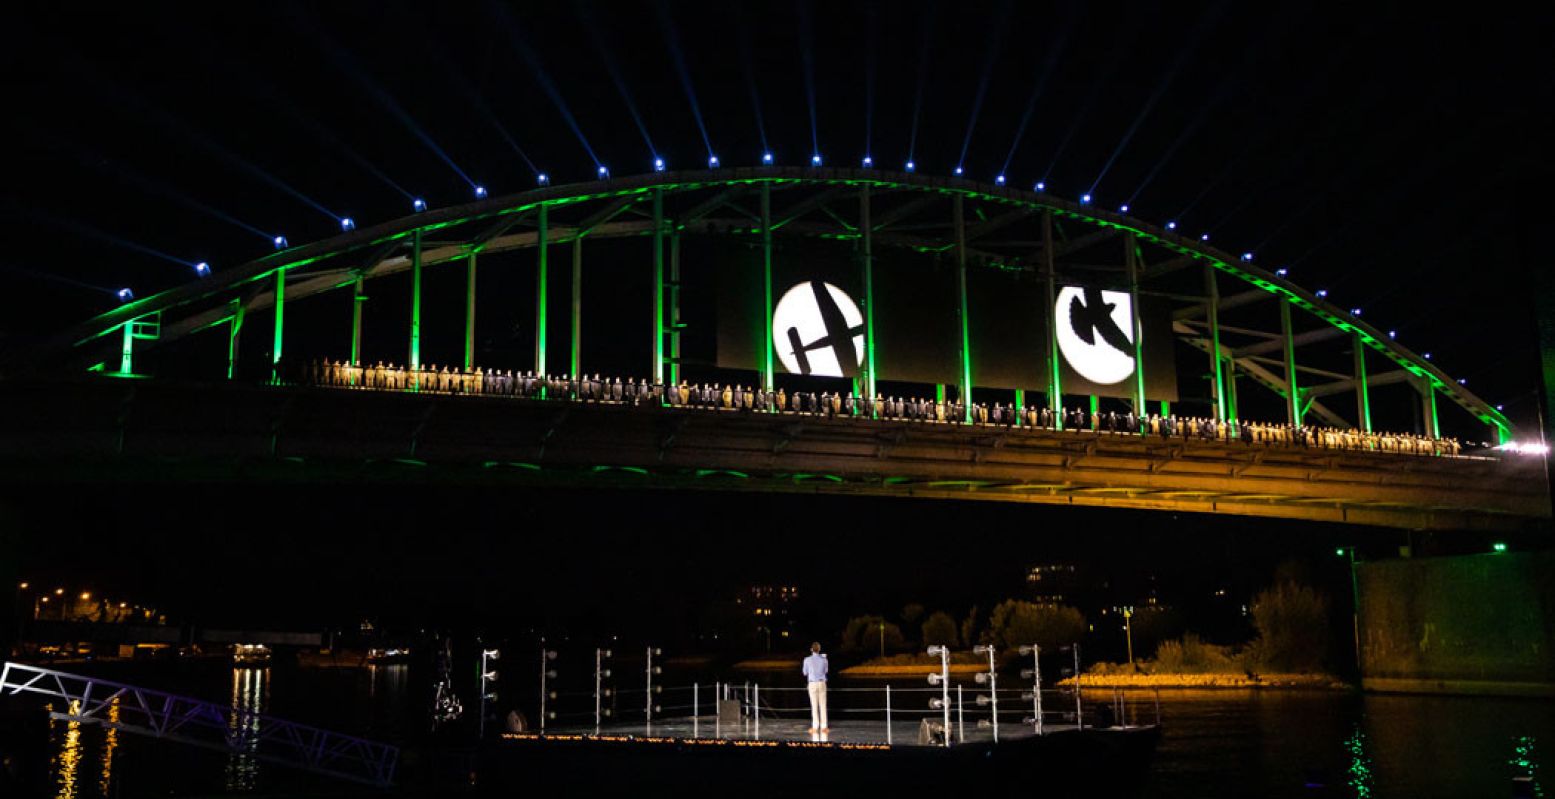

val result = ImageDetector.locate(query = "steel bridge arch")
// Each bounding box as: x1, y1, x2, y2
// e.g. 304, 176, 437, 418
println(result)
32, 167, 1512, 440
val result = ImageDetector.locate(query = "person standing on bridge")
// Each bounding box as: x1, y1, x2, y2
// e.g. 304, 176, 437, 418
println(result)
803, 642, 829, 734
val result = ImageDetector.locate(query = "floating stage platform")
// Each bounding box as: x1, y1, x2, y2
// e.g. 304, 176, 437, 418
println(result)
489, 716, 1160, 795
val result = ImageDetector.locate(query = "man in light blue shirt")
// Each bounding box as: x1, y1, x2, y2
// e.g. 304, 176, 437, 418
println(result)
802, 642, 829, 733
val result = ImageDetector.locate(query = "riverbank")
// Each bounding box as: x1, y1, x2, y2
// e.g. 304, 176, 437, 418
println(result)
1061, 672, 1348, 689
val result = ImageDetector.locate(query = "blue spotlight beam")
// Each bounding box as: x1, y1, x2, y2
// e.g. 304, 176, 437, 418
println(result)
736, 6, 771, 154
492, 2, 602, 168
580, 2, 658, 159
293, 9, 478, 190
956, 0, 1013, 171
0, 261, 115, 296
1088, 3, 1226, 194
863, 5, 876, 159
797, 0, 820, 160
999, 8, 1076, 176
23, 208, 197, 272
906, 8, 936, 165
658, 2, 715, 158
1043, 12, 1149, 181
428, 42, 540, 176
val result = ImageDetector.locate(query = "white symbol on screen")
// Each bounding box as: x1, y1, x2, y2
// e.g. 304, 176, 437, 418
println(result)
771, 281, 865, 378
1055, 286, 1136, 385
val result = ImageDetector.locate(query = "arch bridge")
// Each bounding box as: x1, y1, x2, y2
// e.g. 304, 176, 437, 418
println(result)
6, 168, 1544, 531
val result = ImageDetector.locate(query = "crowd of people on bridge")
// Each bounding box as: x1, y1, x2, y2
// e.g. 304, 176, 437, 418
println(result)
301, 359, 1463, 457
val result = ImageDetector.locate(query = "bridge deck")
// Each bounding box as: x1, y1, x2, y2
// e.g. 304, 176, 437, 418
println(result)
1, 377, 1546, 530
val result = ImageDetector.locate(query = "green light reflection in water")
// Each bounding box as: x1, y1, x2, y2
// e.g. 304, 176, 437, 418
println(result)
1511, 735, 1543, 798
1345, 723, 1374, 799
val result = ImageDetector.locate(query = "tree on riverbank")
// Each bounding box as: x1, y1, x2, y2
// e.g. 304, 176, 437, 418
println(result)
984, 600, 1086, 653
921, 611, 959, 647
1247, 580, 1329, 672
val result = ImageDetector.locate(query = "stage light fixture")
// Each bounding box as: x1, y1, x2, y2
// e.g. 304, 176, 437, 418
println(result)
1276, 268, 1288, 276
1200, 233, 1210, 241
273, 235, 288, 250
954, 166, 964, 176
1119, 204, 1129, 212
654, 157, 665, 172
194, 262, 211, 277
1458, 378, 1467, 384
116, 288, 134, 302
862, 155, 873, 167
597, 166, 610, 179
811, 154, 822, 166
1034, 181, 1045, 191
1080, 193, 1092, 203
1388, 330, 1396, 338
1241, 252, 1254, 261
763, 152, 774, 165
1316, 289, 1328, 297
906, 161, 916, 172
995, 174, 1006, 185
537, 173, 550, 186
340, 218, 355, 232
708, 155, 719, 168
1424, 352, 1432, 359
474, 185, 488, 199
1166, 221, 1177, 230
412, 198, 427, 212
1351, 308, 1362, 316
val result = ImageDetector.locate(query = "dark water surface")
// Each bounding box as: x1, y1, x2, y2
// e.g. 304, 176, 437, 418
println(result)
6, 661, 1550, 798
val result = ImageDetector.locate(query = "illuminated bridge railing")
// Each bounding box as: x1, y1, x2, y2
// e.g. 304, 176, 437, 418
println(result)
0, 662, 399, 787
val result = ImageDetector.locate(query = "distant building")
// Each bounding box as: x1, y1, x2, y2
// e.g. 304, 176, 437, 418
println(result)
735, 584, 800, 650
1025, 563, 1086, 606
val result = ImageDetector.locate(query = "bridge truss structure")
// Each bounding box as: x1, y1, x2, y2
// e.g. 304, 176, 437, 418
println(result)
28, 167, 1513, 443
0, 661, 399, 786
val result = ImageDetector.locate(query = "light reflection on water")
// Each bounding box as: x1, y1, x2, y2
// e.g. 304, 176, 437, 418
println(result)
224, 667, 269, 791
48, 700, 82, 799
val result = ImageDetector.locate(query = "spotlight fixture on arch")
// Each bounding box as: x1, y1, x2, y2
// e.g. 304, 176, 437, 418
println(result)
474, 186, 488, 199
862, 156, 873, 168
1351, 308, 1362, 316
995, 174, 1006, 185
654, 157, 665, 172
340, 218, 355, 232
905, 161, 916, 172
1119, 204, 1129, 213
953, 165, 964, 176
1166, 221, 1177, 230
707, 155, 720, 168
273, 235, 288, 250
1241, 252, 1254, 262
1080, 193, 1092, 204
1316, 289, 1328, 298
1200, 233, 1210, 242
1388, 330, 1397, 339
811, 154, 822, 167
537, 173, 550, 186
193, 262, 211, 277
412, 198, 427, 213
1033, 181, 1045, 191
597, 166, 610, 179
1276, 268, 1289, 277
116, 288, 134, 302
762, 152, 774, 165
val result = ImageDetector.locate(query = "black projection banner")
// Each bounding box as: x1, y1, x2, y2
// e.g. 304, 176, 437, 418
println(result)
715, 239, 1178, 401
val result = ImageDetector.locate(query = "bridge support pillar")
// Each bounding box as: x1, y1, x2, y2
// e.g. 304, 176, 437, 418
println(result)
570, 240, 581, 377
1125, 232, 1146, 416
761, 182, 774, 393
271, 268, 285, 383
669, 228, 682, 386
1043, 210, 1062, 429
351, 276, 365, 367
953, 194, 972, 421
465, 254, 478, 372
409, 230, 421, 374
536, 205, 549, 380
1418, 379, 1440, 439
1204, 264, 1226, 421
652, 188, 665, 386
860, 183, 876, 407
119, 320, 134, 376
227, 299, 244, 381
1280, 297, 1301, 426
1354, 331, 1372, 433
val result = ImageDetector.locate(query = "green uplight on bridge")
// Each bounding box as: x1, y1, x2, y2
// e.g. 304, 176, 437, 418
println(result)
1493, 542, 1508, 553
1335, 547, 1346, 557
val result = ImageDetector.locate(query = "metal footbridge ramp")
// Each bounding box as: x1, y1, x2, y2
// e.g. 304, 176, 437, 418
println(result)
0, 662, 399, 786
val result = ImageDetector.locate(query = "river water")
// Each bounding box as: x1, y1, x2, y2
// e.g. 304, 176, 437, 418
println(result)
4, 661, 1549, 798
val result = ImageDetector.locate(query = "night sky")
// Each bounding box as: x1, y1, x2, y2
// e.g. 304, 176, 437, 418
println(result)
3, 4, 1551, 637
